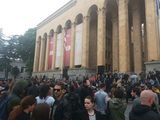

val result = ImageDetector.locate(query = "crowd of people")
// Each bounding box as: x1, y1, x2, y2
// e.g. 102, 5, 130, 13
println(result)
0, 70, 160, 120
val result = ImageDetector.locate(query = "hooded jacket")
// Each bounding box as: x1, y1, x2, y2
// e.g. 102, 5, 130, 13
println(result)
129, 104, 160, 120
109, 98, 127, 120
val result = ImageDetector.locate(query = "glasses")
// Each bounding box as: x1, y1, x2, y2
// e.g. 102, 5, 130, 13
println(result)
53, 89, 61, 92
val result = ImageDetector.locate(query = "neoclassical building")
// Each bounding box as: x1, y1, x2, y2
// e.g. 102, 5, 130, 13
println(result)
33, 0, 160, 78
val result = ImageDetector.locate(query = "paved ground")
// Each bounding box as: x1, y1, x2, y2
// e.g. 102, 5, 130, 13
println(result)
125, 101, 133, 120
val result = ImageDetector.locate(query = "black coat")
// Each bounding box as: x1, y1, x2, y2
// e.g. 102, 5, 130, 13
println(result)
16, 112, 30, 120
129, 104, 160, 120
79, 86, 93, 105
53, 92, 82, 120
78, 110, 106, 120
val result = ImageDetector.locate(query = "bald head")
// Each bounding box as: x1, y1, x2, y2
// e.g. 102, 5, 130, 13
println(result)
140, 90, 155, 106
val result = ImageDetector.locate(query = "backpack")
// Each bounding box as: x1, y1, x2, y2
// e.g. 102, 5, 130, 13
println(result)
0, 93, 10, 120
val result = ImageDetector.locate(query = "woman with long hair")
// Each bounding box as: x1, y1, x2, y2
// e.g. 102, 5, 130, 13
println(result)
8, 95, 36, 120
80, 96, 105, 120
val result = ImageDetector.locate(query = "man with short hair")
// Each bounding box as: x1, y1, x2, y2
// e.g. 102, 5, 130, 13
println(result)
78, 78, 93, 105
52, 82, 67, 120
95, 83, 109, 115
129, 90, 160, 120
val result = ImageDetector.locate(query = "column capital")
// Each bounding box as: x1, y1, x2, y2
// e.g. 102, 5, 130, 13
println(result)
71, 22, 76, 26
97, 7, 106, 15
42, 37, 45, 41
83, 16, 90, 20
62, 27, 65, 30
54, 32, 58, 34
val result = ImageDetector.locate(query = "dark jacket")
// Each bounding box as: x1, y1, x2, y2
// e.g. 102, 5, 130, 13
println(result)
129, 104, 160, 120
16, 112, 30, 120
79, 86, 93, 105
109, 98, 126, 120
79, 110, 105, 120
53, 92, 82, 120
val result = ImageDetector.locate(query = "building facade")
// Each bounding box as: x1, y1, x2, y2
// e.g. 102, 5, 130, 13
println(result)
33, 0, 160, 78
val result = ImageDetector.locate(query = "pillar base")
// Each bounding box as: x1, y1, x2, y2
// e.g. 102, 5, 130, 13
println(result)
144, 60, 160, 73
68, 67, 96, 80
32, 68, 97, 80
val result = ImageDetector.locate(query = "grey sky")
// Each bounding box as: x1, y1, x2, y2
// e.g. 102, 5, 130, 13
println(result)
0, 0, 70, 36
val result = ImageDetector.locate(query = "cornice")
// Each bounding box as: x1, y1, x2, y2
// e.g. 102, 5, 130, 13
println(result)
37, 0, 77, 29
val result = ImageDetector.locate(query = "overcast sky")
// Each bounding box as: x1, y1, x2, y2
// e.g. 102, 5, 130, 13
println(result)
0, 0, 70, 36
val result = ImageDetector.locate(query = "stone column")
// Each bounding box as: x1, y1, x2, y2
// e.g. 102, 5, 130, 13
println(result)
51, 32, 57, 70
132, 1, 142, 73
33, 40, 40, 72
82, 16, 89, 68
70, 22, 76, 68
112, 17, 119, 71
145, 0, 159, 61
61, 28, 65, 72
44, 36, 50, 71
39, 38, 45, 71
97, 8, 106, 66
118, 0, 130, 72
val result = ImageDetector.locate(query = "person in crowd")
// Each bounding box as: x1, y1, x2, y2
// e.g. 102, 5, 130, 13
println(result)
53, 84, 82, 120
147, 84, 160, 113
7, 80, 29, 115
78, 78, 93, 106
52, 82, 67, 120
80, 96, 105, 120
130, 73, 138, 86
0, 82, 9, 120
36, 84, 55, 107
129, 90, 160, 120
107, 87, 127, 120
131, 87, 141, 108
140, 83, 146, 91
31, 103, 50, 120
27, 79, 39, 97
8, 95, 36, 120
95, 83, 109, 117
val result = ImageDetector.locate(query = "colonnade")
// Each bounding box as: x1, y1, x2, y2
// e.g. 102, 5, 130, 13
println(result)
33, 0, 160, 74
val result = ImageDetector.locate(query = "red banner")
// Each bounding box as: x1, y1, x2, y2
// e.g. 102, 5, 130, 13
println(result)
48, 36, 54, 70
64, 29, 71, 67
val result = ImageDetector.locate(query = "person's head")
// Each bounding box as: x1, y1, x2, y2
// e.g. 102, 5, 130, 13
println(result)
31, 103, 50, 120
39, 85, 50, 99
114, 87, 124, 99
131, 87, 141, 97
12, 80, 29, 98
53, 82, 66, 99
83, 78, 90, 87
8, 95, 36, 120
20, 95, 36, 112
140, 84, 146, 91
84, 96, 95, 111
99, 83, 106, 90
140, 90, 155, 107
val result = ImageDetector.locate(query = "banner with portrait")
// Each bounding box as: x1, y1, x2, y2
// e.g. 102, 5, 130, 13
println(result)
64, 29, 71, 67
48, 36, 54, 70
